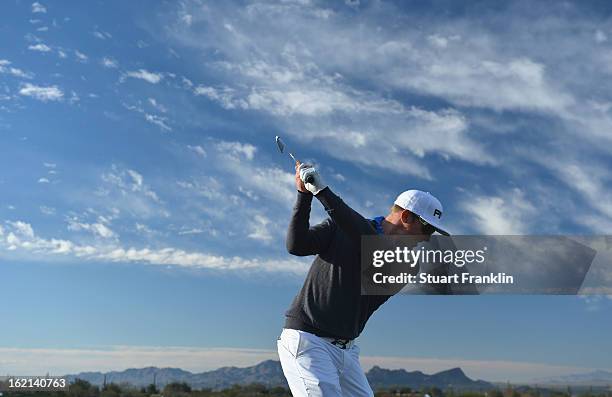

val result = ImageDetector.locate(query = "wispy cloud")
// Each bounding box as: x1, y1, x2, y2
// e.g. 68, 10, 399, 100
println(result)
125, 69, 163, 84
0, 346, 278, 376
215, 140, 256, 161
0, 59, 34, 79
144, 113, 171, 131
39, 205, 56, 215
247, 214, 273, 242
19, 83, 63, 102
67, 217, 117, 239
461, 188, 536, 235
74, 50, 88, 62
93, 31, 112, 40
148, 98, 167, 113
122, 102, 172, 132
31, 2, 46, 13
160, 0, 612, 234
102, 165, 161, 204
171, 3, 494, 179
187, 145, 206, 157
28, 43, 51, 52
0, 219, 308, 274
101, 57, 118, 68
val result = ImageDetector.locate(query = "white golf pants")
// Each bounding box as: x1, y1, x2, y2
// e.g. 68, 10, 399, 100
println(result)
277, 328, 374, 397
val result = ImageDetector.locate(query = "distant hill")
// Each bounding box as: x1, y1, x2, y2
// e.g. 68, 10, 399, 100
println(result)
366, 366, 493, 390
533, 370, 612, 386
65, 360, 287, 390
65, 360, 493, 391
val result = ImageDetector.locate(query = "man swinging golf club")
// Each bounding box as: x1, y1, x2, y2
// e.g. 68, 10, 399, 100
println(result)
277, 161, 449, 397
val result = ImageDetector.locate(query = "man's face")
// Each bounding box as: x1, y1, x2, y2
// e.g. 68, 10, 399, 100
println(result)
397, 210, 434, 241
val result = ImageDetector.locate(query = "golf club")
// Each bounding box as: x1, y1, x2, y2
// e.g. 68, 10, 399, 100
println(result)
275, 136, 314, 184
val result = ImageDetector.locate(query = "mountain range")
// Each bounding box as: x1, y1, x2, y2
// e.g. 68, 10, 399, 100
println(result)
533, 370, 612, 386
65, 360, 494, 391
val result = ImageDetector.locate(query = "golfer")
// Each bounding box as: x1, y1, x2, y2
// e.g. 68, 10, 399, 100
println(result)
277, 162, 449, 397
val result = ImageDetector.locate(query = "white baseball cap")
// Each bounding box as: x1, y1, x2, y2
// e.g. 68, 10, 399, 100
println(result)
394, 190, 450, 236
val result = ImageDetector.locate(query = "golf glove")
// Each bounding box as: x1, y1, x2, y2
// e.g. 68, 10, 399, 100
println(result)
299, 163, 327, 195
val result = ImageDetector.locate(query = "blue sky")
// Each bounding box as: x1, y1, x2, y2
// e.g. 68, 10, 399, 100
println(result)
1, 0, 612, 382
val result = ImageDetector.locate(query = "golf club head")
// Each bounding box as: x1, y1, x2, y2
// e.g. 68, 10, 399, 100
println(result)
275, 135, 314, 184
275, 136, 285, 154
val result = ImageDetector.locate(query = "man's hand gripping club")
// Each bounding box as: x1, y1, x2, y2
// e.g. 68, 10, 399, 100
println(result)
295, 161, 327, 195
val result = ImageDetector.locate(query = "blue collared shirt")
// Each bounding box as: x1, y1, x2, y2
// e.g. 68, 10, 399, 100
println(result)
372, 216, 385, 235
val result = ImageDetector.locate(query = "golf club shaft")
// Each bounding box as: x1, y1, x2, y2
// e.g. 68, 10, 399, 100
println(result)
275, 136, 314, 184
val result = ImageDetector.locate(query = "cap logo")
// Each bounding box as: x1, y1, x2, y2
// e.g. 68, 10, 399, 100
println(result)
433, 209, 442, 219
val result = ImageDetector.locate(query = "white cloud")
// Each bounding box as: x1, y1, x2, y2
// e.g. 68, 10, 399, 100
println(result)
182, 14, 193, 26
19, 83, 63, 102
28, 43, 51, 52
148, 98, 167, 113
67, 218, 116, 239
0, 219, 308, 274
0, 59, 34, 79
578, 295, 608, 312
123, 102, 173, 132
215, 158, 296, 207
102, 166, 160, 203
144, 113, 171, 131
187, 145, 206, 157
247, 214, 273, 242
176, 141, 297, 222
178, 227, 204, 235
127, 169, 143, 189
427, 34, 460, 48
40, 205, 56, 215
174, 10, 494, 178
93, 31, 111, 40
461, 188, 536, 235
38, 177, 50, 183
97, 165, 165, 221
134, 223, 156, 236
0, 346, 278, 375
528, 156, 612, 233
101, 57, 118, 68
194, 85, 248, 110
168, 2, 608, 185
332, 173, 346, 182
7, 221, 35, 238
74, 50, 88, 62
125, 69, 163, 84
31, 2, 46, 13
595, 29, 608, 43
215, 140, 257, 161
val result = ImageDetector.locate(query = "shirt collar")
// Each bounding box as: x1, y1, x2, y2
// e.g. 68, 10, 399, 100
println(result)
373, 216, 385, 235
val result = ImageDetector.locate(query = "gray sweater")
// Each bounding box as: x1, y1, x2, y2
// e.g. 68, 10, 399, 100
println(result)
283, 187, 390, 340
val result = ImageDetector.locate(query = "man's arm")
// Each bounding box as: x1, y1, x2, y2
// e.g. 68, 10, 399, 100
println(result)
286, 191, 335, 256
297, 162, 376, 247
315, 187, 377, 247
